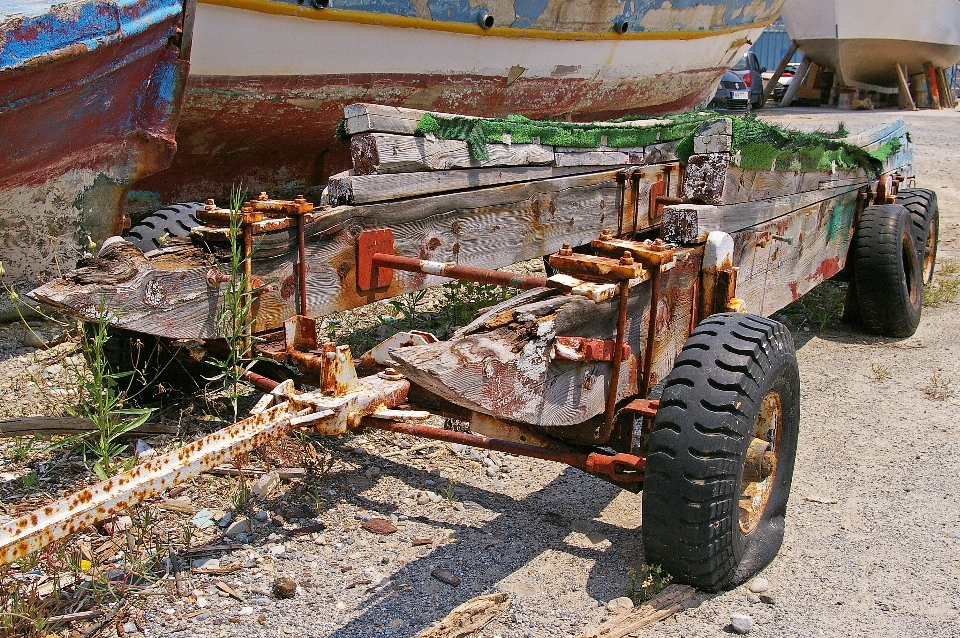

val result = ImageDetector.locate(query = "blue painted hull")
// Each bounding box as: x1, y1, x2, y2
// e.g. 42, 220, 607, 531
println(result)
0, 0, 191, 285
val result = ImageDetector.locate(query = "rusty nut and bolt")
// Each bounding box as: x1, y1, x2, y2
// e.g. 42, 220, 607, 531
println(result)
559, 243, 573, 256
599, 229, 614, 241
378, 367, 405, 381
619, 251, 634, 266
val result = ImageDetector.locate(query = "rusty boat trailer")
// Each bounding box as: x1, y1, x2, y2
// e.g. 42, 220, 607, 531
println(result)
3, 115, 930, 592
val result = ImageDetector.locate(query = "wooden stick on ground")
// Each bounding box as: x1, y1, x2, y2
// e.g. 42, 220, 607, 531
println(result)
0, 417, 178, 438
576, 584, 697, 638
416, 592, 510, 638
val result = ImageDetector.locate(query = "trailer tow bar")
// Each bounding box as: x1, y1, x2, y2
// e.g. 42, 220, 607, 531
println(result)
363, 418, 645, 483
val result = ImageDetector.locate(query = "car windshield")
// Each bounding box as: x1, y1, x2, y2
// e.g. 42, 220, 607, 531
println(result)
732, 56, 749, 71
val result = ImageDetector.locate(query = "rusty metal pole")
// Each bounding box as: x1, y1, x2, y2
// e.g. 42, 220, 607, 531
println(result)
364, 418, 644, 482
371, 253, 550, 290
296, 211, 308, 316
603, 274, 632, 437
639, 264, 662, 398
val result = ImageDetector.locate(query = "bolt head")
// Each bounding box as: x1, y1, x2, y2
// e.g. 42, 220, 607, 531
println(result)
619, 251, 634, 265
258, 192, 269, 200
599, 229, 613, 241
559, 243, 573, 256
205, 199, 216, 210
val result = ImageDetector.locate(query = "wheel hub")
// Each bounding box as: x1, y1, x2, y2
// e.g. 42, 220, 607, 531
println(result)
740, 391, 782, 534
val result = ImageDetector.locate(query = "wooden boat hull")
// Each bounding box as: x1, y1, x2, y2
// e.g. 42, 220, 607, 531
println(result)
0, 0, 191, 286
782, 0, 960, 87
131, 0, 784, 207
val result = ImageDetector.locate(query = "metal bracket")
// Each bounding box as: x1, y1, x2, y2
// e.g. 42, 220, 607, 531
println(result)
357, 228, 395, 291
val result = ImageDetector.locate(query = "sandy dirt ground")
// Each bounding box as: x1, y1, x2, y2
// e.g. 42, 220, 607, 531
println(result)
1, 106, 958, 638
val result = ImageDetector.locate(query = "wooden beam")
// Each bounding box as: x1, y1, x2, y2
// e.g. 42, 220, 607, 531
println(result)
33, 168, 664, 340
343, 103, 481, 136
896, 63, 918, 111
763, 41, 800, 103
326, 165, 608, 205
351, 132, 555, 174
390, 250, 702, 429
779, 55, 811, 108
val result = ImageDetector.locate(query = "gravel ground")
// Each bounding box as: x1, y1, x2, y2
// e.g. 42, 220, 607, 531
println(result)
1, 106, 958, 638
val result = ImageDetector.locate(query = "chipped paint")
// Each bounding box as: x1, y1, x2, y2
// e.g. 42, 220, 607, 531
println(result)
0, 0, 190, 285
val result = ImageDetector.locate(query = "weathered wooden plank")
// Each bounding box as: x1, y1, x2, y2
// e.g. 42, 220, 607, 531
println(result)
849, 119, 907, 152
0, 417, 178, 438
576, 585, 696, 638
33, 168, 666, 340
343, 103, 671, 136
343, 103, 482, 136
351, 133, 555, 175
326, 165, 608, 205
390, 250, 701, 428
734, 187, 860, 317
415, 592, 510, 638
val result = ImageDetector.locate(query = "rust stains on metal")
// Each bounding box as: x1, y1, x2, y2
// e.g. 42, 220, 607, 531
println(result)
0, 403, 297, 567
365, 419, 644, 483
552, 336, 630, 363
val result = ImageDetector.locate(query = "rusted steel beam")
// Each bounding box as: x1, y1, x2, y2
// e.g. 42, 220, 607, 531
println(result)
603, 278, 632, 439
0, 373, 411, 566
364, 419, 645, 483
240, 369, 281, 392
371, 253, 549, 290
0, 403, 299, 567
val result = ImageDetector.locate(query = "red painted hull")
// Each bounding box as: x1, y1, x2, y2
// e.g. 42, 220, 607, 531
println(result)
132, 67, 725, 207
0, 4, 187, 284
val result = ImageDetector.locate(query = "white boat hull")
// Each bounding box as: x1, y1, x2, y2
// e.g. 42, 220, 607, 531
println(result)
782, 0, 960, 87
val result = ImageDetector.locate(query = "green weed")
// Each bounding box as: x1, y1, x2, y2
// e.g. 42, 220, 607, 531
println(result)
206, 186, 263, 422
923, 369, 955, 401
923, 259, 960, 307
870, 362, 892, 382
626, 563, 672, 604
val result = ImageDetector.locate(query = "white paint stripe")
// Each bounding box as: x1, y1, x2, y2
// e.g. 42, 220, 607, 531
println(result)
192, 4, 765, 80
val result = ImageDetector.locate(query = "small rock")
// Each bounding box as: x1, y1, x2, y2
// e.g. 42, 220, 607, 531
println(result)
195, 596, 208, 609
760, 594, 776, 606
606, 597, 634, 615
273, 576, 298, 599
134, 439, 155, 458
417, 493, 431, 505
428, 492, 442, 503
424, 479, 436, 487
218, 511, 234, 528
234, 533, 250, 543
746, 593, 761, 604
335, 601, 346, 611
747, 577, 770, 593
365, 466, 381, 479
191, 557, 220, 571
486, 467, 498, 477
430, 568, 461, 587
22, 332, 46, 348
453, 502, 465, 512
237, 606, 254, 616
362, 518, 398, 535
224, 518, 252, 538
254, 510, 269, 522
390, 619, 402, 629
251, 471, 280, 498
122, 622, 138, 634
729, 613, 754, 634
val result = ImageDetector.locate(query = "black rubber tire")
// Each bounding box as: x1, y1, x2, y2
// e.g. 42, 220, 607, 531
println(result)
896, 188, 939, 284
853, 204, 923, 338
126, 203, 204, 253
642, 313, 800, 592
93, 325, 207, 398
